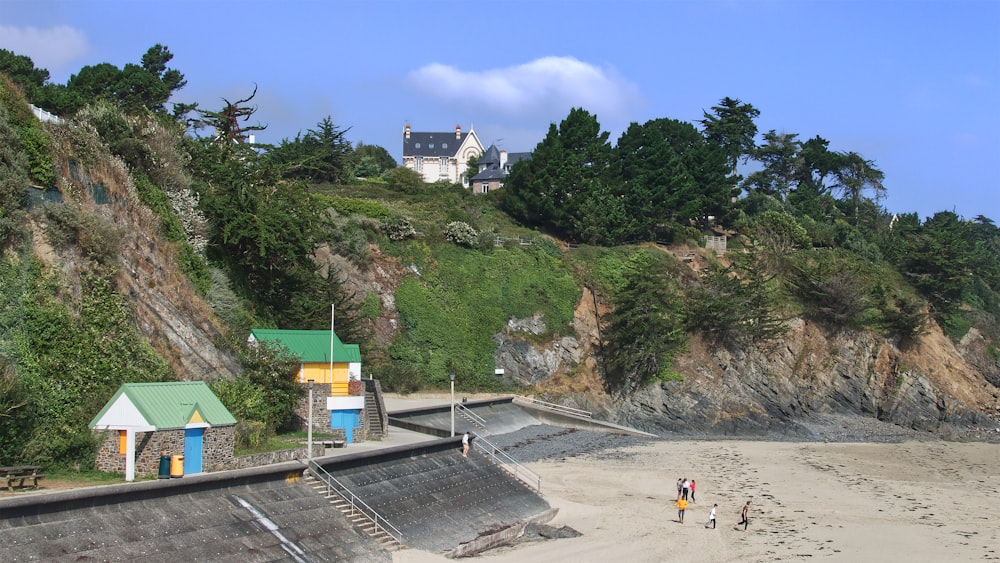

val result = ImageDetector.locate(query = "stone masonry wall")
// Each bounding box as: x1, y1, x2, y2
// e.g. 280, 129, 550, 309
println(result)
202, 425, 235, 471
291, 383, 367, 444
293, 382, 332, 431
94, 426, 234, 477
95, 429, 183, 477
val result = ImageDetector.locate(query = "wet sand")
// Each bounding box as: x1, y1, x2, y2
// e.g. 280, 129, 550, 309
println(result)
394, 438, 1000, 562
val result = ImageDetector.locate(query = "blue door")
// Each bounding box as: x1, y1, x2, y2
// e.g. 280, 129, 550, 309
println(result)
184, 428, 204, 474
330, 410, 360, 443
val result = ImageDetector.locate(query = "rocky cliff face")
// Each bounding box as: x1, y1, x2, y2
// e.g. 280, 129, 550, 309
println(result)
619, 320, 998, 438
490, 285, 1000, 439
38, 146, 240, 381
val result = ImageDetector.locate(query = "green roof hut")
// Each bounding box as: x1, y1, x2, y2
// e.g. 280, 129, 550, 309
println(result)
89, 382, 236, 481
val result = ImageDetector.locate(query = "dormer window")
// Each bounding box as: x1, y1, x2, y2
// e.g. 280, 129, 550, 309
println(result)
415, 143, 421, 148
442, 143, 448, 149
429, 143, 435, 149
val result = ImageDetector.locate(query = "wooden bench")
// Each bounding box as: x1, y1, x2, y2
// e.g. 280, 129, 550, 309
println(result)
1, 466, 45, 492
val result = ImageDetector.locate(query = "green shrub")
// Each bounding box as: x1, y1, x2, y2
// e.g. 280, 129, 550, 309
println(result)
391, 242, 578, 390
176, 243, 212, 296
42, 203, 123, 265
315, 194, 394, 220
940, 311, 972, 342
373, 360, 423, 394
382, 216, 416, 241
360, 291, 381, 321
232, 420, 269, 451
18, 123, 56, 186
444, 221, 478, 247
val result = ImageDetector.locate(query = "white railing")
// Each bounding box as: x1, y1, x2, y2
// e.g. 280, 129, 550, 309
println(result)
471, 432, 541, 493
455, 402, 489, 433
512, 395, 592, 419
307, 460, 403, 545
29, 104, 63, 125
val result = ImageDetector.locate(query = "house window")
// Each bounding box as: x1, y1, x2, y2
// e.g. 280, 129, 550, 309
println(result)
481, 181, 490, 194
414, 143, 421, 149
415, 157, 422, 171
429, 143, 434, 149
442, 143, 448, 149
118, 430, 127, 454
441, 157, 448, 171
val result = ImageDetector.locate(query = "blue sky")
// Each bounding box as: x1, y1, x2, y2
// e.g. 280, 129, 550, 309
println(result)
2, 0, 998, 222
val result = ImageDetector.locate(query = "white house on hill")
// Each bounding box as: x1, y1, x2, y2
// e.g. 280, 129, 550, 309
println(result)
402, 124, 484, 186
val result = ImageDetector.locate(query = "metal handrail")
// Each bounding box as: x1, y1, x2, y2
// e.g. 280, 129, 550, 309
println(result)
307, 460, 404, 544
455, 403, 489, 432
471, 432, 541, 493
512, 395, 592, 419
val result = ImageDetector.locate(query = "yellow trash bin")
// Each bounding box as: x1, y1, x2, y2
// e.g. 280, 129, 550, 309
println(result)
170, 454, 184, 478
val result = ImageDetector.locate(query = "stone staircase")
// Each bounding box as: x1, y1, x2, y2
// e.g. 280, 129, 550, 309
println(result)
363, 379, 389, 441
365, 391, 385, 440
304, 469, 403, 552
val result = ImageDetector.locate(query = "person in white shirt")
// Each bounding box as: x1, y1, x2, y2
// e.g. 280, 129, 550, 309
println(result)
462, 432, 470, 458
705, 504, 717, 528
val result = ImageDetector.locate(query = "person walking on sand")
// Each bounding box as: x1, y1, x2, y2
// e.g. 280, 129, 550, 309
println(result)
676, 478, 683, 501
705, 504, 717, 528
462, 432, 470, 458
674, 497, 688, 523
681, 478, 690, 501
734, 500, 750, 531
690, 480, 696, 503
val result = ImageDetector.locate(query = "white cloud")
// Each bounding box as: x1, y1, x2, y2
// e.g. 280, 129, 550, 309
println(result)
407, 56, 641, 120
0, 25, 90, 74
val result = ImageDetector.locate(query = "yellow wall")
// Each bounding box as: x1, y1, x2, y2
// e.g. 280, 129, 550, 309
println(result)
300, 362, 350, 395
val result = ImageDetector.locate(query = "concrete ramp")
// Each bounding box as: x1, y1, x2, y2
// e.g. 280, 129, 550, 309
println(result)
315, 441, 551, 553
390, 397, 656, 438
0, 463, 390, 562
390, 400, 542, 436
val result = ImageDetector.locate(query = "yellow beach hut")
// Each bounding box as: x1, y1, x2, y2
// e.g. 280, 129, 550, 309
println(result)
247, 329, 364, 442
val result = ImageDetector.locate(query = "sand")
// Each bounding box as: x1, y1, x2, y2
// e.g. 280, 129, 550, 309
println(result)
393, 438, 1000, 562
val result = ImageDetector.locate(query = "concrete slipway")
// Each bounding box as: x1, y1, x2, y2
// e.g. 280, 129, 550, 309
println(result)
0, 396, 649, 561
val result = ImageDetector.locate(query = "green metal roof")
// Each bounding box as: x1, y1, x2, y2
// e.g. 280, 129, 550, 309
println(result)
89, 381, 236, 430
248, 329, 362, 363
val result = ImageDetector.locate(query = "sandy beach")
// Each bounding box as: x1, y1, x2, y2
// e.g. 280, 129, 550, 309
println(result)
393, 438, 1000, 562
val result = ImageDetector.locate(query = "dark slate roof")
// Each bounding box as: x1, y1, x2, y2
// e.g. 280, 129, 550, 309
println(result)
403, 132, 466, 157
478, 144, 502, 165
505, 152, 532, 167
471, 167, 507, 181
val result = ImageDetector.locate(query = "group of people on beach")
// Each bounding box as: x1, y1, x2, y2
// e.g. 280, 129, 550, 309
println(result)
671, 476, 750, 531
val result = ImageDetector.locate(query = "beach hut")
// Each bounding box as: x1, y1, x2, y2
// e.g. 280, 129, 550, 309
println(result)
248, 328, 364, 443
89, 381, 237, 481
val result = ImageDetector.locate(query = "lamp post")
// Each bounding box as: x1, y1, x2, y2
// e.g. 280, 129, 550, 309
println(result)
307, 379, 314, 460
449, 373, 456, 437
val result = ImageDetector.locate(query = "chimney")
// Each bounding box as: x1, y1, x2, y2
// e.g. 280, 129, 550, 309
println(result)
455, 125, 461, 139
404, 123, 411, 139
500, 149, 507, 168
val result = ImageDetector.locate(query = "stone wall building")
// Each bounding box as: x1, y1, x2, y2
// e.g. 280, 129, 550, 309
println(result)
90, 382, 237, 481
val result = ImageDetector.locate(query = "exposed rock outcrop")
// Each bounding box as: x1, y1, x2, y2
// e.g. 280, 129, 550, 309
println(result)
490, 287, 1000, 440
